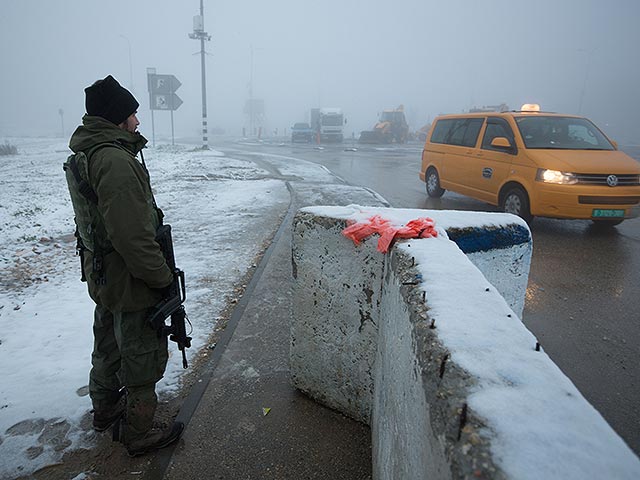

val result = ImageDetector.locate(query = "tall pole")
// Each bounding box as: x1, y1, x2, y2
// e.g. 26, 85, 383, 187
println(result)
189, 0, 211, 150
120, 34, 134, 92
147, 67, 156, 147
249, 45, 254, 136
200, 27, 207, 148
58, 108, 65, 137
577, 48, 596, 115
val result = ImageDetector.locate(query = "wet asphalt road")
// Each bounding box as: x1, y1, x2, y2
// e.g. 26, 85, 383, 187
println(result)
227, 138, 640, 455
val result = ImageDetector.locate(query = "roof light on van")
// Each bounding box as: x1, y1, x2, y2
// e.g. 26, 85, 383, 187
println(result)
521, 103, 541, 112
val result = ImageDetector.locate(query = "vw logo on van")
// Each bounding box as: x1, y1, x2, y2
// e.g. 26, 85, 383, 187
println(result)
606, 175, 619, 187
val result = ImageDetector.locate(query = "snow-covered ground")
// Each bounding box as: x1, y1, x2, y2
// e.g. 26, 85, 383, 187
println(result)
0, 137, 298, 478
2, 137, 638, 479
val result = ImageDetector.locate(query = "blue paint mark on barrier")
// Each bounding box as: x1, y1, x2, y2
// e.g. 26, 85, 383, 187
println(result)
446, 225, 530, 254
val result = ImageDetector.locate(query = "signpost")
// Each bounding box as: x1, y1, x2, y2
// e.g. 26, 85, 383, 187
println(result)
147, 70, 183, 146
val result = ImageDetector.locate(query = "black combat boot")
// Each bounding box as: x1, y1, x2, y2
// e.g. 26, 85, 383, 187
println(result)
92, 400, 125, 432
116, 419, 185, 457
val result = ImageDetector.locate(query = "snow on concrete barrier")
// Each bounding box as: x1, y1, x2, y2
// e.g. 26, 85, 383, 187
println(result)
291, 205, 640, 480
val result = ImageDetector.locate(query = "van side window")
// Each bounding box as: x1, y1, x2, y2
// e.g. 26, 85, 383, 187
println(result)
482, 118, 516, 153
460, 119, 484, 147
430, 119, 455, 144
430, 118, 484, 147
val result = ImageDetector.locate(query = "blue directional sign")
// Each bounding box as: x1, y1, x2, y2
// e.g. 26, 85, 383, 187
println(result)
147, 73, 182, 111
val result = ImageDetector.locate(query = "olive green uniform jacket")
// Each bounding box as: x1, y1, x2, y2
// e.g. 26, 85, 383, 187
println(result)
69, 115, 173, 312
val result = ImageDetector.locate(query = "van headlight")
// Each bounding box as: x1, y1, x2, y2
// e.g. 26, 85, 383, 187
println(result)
536, 169, 578, 185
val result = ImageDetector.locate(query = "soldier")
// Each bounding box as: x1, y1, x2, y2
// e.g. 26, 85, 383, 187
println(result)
67, 75, 183, 456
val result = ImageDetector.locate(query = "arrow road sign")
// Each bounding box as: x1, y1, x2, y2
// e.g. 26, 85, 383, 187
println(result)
151, 93, 183, 111
147, 72, 183, 111
149, 74, 181, 94
146, 70, 183, 145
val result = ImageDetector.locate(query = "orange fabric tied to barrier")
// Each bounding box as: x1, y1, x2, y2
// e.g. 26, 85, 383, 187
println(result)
342, 215, 438, 253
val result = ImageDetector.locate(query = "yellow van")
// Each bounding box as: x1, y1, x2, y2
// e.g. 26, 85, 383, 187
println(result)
419, 105, 640, 225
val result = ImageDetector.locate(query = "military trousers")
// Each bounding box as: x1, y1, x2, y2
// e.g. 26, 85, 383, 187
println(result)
89, 304, 168, 439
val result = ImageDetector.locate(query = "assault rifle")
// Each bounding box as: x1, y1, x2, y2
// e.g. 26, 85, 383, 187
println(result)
148, 224, 192, 368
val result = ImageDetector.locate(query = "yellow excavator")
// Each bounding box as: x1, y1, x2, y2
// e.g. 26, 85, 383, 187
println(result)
415, 123, 432, 142
359, 105, 409, 144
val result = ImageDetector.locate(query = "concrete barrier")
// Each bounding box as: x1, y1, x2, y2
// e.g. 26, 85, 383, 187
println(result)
291, 205, 640, 480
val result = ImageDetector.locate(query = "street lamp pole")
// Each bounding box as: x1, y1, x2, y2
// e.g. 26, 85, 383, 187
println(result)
189, 0, 211, 150
58, 108, 65, 137
577, 48, 596, 114
249, 45, 254, 135
119, 34, 134, 92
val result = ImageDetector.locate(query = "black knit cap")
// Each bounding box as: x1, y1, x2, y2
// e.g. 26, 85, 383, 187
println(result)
85, 75, 139, 125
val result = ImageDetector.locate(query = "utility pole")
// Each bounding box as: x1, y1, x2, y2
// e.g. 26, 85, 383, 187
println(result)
189, 0, 211, 150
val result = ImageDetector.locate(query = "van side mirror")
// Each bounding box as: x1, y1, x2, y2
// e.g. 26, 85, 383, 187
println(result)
491, 137, 512, 149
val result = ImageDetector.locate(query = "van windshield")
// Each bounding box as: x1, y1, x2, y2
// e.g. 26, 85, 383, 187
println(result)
515, 116, 614, 150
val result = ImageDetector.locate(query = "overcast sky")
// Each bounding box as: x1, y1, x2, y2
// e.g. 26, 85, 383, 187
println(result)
1, 0, 639, 143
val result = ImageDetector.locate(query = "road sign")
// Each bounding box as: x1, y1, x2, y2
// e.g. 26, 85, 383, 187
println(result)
149, 74, 181, 95
147, 73, 182, 110
151, 93, 183, 111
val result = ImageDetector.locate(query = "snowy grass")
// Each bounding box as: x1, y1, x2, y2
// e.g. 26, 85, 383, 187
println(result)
0, 138, 291, 478
0, 141, 18, 155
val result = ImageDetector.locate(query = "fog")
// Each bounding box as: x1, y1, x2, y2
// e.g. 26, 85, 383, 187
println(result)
1, 0, 639, 143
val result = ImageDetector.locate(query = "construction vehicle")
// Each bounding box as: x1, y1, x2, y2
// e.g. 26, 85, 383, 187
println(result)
359, 105, 409, 144
415, 123, 432, 142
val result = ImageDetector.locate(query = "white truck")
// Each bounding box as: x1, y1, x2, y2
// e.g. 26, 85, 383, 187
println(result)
310, 107, 345, 143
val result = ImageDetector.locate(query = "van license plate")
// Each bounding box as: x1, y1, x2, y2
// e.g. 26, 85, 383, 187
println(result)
592, 209, 625, 218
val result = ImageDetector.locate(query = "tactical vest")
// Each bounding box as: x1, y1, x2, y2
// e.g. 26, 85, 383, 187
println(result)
63, 143, 118, 284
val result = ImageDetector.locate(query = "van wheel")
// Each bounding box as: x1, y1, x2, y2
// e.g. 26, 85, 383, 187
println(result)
426, 168, 445, 198
501, 186, 533, 223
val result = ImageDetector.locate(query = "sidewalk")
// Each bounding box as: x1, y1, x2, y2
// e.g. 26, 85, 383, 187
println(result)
151, 181, 388, 480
